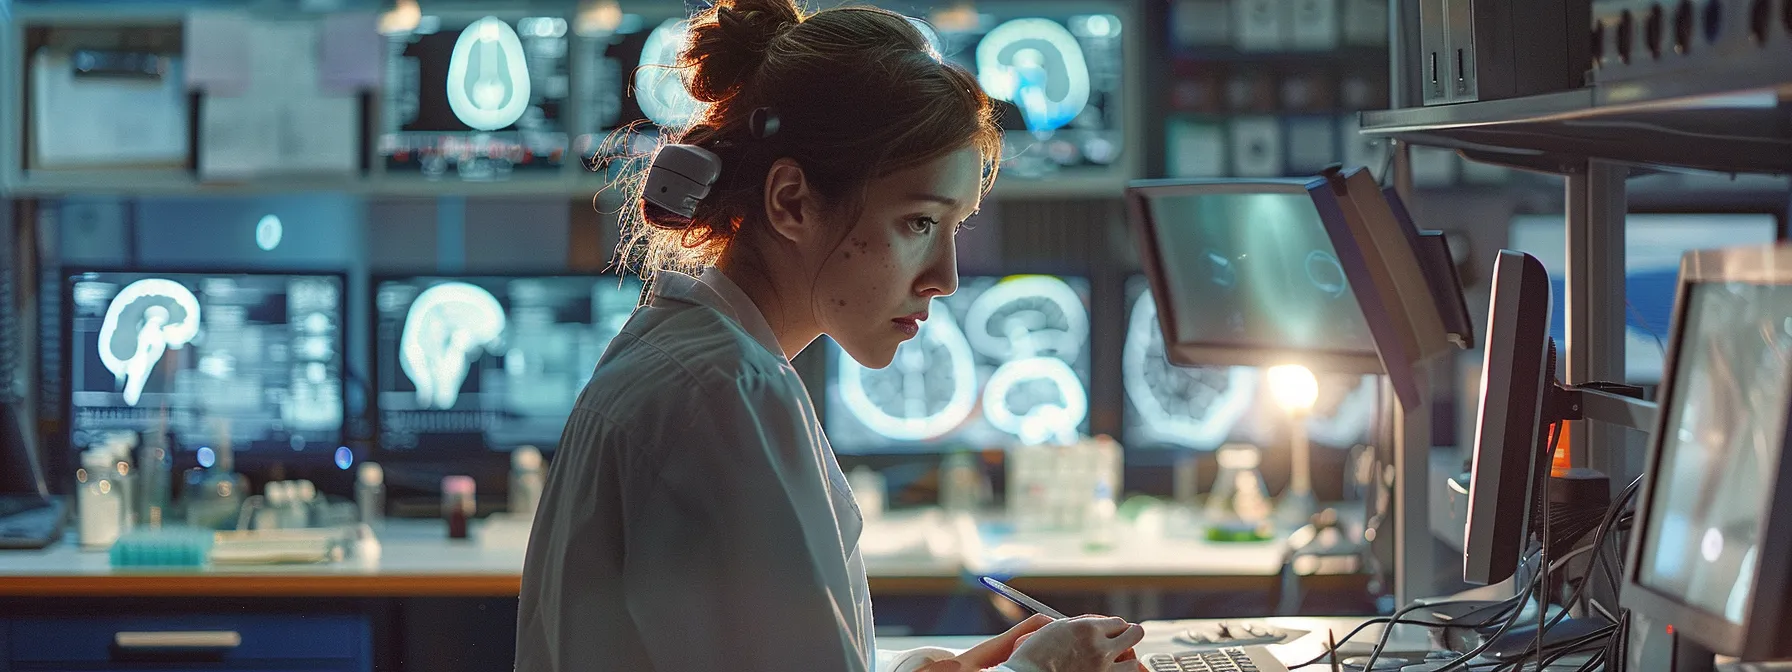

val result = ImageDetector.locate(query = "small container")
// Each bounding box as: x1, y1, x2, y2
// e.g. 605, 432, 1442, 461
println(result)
77, 450, 127, 550
357, 463, 385, 531
135, 432, 173, 529
510, 446, 544, 519
442, 476, 476, 539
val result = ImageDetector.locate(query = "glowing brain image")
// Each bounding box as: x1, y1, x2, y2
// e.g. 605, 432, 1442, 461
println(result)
635, 19, 704, 128
1123, 289, 1257, 448
976, 18, 1091, 135
839, 308, 979, 442
965, 276, 1090, 442
446, 16, 532, 131
400, 283, 507, 410
97, 279, 203, 407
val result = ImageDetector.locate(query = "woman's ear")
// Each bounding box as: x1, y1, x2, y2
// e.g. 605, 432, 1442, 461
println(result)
763, 158, 815, 244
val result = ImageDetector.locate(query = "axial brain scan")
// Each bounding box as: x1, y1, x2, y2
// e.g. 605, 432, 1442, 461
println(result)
446, 16, 534, 131
376, 276, 642, 451
827, 275, 1092, 452
1122, 280, 1258, 450
635, 18, 703, 128
67, 272, 346, 454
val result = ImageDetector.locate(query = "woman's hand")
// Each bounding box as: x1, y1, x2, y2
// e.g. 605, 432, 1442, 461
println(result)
1002, 615, 1147, 672
947, 614, 1057, 670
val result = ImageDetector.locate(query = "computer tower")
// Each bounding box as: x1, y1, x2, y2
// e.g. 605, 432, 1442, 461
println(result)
1419, 0, 1593, 104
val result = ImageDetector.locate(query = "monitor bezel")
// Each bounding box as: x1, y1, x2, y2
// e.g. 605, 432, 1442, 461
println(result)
59, 267, 353, 469
1620, 243, 1792, 660
367, 271, 642, 458
1125, 177, 1386, 376
1462, 250, 1553, 586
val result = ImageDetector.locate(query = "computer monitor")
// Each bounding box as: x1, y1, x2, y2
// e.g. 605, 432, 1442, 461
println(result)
372, 275, 641, 453
571, 8, 699, 168
64, 271, 347, 464
1121, 275, 1258, 450
929, 5, 1131, 182
1464, 250, 1556, 585
1125, 167, 1452, 410
824, 274, 1091, 452
380, 12, 572, 179
1622, 244, 1792, 660
1507, 213, 1778, 383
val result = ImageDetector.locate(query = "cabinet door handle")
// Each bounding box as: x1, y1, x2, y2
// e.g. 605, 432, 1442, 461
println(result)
113, 630, 242, 655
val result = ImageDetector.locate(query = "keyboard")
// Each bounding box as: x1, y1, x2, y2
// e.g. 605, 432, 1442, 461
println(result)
1147, 646, 1289, 672
0, 496, 65, 550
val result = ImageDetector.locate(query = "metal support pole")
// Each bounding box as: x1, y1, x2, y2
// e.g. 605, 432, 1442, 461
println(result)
1393, 359, 1437, 605
1562, 162, 1628, 480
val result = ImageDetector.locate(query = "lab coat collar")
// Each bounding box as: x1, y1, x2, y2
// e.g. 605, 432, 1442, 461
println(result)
651, 268, 787, 361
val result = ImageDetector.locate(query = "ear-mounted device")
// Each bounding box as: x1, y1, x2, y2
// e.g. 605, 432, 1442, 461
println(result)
643, 144, 723, 219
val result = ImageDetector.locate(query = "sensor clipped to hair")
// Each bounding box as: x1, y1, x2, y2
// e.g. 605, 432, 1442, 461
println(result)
644, 144, 723, 220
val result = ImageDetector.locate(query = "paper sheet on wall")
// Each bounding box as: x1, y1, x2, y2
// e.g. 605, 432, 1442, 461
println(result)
31, 49, 190, 168
198, 19, 360, 179
184, 10, 253, 95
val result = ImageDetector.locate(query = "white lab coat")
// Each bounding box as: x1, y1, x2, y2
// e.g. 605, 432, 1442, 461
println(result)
516, 269, 957, 672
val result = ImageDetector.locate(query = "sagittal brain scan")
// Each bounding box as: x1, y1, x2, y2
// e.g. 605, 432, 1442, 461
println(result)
826, 275, 1091, 452
932, 14, 1123, 176
67, 272, 345, 454
383, 14, 570, 175
375, 276, 641, 451
1122, 278, 1258, 450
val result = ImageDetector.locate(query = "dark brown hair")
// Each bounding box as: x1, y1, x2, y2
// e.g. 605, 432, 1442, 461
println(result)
611, 0, 1003, 276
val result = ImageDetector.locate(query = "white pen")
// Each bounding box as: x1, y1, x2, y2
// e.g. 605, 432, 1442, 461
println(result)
979, 576, 1070, 620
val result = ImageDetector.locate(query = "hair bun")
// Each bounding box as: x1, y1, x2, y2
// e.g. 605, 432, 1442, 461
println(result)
683, 0, 803, 103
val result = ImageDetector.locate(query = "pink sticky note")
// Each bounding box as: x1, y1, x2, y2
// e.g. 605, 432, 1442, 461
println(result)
319, 13, 384, 94
183, 11, 253, 95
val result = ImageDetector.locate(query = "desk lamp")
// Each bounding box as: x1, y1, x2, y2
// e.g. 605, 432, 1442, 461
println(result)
1270, 364, 1319, 527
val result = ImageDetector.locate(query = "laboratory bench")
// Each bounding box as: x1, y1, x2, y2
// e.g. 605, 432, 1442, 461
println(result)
0, 512, 1373, 672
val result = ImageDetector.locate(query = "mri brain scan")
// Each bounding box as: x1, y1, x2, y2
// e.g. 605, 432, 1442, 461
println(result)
399, 282, 508, 410
635, 18, 704, 128
828, 276, 1091, 451
976, 18, 1091, 135
446, 16, 533, 131
97, 279, 203, 407
1122, 284, 1258, 449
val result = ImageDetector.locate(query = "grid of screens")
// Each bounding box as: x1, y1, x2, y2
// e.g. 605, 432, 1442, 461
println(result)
1141, 188, 1378, 357
572, 9, 1127, 178
824, 275, 1091, 452
381, 14, 572, 177
934, 13, 1127, 177
373, 276, 641, 452
1507, 213, 1778, 383
1636, 281, 1792, 623
66, 272, 346, 454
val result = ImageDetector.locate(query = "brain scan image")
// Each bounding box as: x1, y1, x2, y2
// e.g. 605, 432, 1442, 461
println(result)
398, 283, 508, 410
446, 16, 534, 131
383, 15, 570, 173
635, 19, 704, 128
827, 275, 1092, 452
68, 273, 346, 455
837, 308, 979, 442
977, 18, 1090, 135
376, 276, 642, 451
1122, 280, 1258, 450
96, 279, 202, 407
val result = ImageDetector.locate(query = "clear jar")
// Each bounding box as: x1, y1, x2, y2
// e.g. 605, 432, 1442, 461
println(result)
76, 450, 126, 550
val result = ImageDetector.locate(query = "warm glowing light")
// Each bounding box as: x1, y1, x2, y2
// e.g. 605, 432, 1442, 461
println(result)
1267, 364, 1318, 412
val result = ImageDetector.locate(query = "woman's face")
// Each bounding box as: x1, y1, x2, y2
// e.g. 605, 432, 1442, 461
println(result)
812, 146, 982, 368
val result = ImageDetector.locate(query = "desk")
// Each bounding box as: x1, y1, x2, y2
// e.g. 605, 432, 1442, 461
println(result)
884, 616, 1437, 664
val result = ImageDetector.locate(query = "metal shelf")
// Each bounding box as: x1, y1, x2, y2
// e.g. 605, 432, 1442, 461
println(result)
1359, 63, 1792, 174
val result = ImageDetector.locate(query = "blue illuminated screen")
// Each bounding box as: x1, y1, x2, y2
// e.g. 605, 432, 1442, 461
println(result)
66, 272, 345, 454
824, 275, 1091, 452
374, 275, 641, 452
1507, 214, 1777, 383
1141, 189, 1377, 356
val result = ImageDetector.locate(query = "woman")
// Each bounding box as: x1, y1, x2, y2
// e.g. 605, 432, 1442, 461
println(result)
516, 0, 1146, 670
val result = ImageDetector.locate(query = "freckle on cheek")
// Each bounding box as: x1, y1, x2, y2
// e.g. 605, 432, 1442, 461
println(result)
843, 252, 851, 259
837, 300, 846, 307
